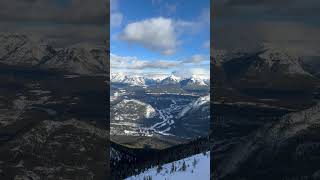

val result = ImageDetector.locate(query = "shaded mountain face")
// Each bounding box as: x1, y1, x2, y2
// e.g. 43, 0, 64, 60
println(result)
0, 33, 108, 75
215, 46, 318, 93
212, 46, 320, 180
300, 56, 320, 78
173, 95, 210, 137
0, 63, 109, 179
216, 103, 320, 180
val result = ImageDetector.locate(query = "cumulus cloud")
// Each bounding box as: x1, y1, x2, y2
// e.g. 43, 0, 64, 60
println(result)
111, 53, 181, 70
119, 17, 178, 55
173, 67, 210, 79
119, 10, 210, 55
182, 54, 207, 64
111, 53, 209, 73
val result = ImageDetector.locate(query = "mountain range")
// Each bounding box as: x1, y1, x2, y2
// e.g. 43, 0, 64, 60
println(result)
111, 72, 210, 87
213, 44, 320, 94
0, 33, 108, 75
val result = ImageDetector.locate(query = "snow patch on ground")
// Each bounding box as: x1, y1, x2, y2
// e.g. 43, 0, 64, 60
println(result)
126, 151, 210, 180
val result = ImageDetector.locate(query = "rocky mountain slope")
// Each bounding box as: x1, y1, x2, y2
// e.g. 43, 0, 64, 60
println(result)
213, 45, 318, 92
0, 33, 108, 75
215, 102, 320, 180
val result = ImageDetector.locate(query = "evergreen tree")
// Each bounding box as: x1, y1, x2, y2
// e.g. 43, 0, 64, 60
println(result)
170, 163, 175, 173
157, 165, 163, 174
193, 158, 198, 167
181, 161, 187, 171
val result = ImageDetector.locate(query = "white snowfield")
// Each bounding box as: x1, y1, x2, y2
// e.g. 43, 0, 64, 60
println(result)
126, 151, 210, 180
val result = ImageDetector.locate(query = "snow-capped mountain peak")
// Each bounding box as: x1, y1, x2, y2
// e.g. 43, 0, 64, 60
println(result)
111, 72, 126, 82
160, 74, 181, 85
257, 43, 310, 75
122, 75, 146, 86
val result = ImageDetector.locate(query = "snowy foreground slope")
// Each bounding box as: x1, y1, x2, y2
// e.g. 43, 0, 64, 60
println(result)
126, 152, 210, 180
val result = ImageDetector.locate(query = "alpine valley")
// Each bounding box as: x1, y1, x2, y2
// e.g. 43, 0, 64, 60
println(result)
110, 72, 210, 148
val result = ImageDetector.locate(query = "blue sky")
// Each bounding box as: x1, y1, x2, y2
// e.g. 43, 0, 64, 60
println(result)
110, 0, 210, 77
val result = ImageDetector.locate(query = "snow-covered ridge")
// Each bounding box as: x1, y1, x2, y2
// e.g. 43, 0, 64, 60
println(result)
123, 99, 156, 118
219, 102, 320, 178
0, 33, 108, 75
160, 74, 181, 85
114, 99, 156, 119
214, 43, 311, 76
126, 151, 210, 180
111, 72, 210, 86
177, 95, 210, 118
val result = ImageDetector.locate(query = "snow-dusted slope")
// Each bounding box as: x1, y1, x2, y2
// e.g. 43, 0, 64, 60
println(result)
160, 74, 181, 85
180, 75, 209, 87
218, 102, 320, 179
112, 99, 156, 121
0, 33, 108, 75
221, 44, 312, 77
39, 46, 108, 75
111, 72, 126, 82
258, 44, 310, 76
126, 151, 210, 180
0, 33, 43, 66
177, 95, 210, 119
121, 75, 146, 86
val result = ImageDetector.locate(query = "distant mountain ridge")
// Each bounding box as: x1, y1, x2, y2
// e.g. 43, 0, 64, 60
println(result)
0, 33, 108, 75
111, 72, 210, 87
213, 44, 319, 91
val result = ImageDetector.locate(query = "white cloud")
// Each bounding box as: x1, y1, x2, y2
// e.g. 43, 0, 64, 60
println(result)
120, 17, 178, 55
111, 53, 180, 70
111, 53, 210, 76
117, 6, 210, 55
173, 67, 210, 79
182, 54, 207, 64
